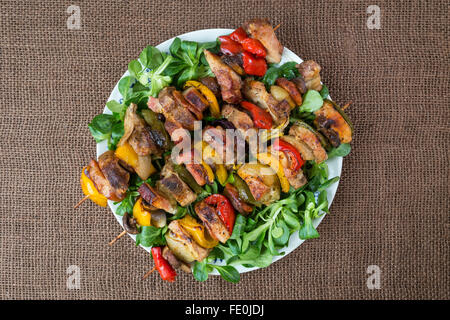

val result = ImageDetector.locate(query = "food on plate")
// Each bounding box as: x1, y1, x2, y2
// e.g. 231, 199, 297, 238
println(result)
76, 18, 355, 284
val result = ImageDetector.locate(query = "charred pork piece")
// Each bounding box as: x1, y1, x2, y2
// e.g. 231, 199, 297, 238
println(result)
289, 123, 328, 163
164, 120, 191, 145
183, 87, 209, 112
243, 79, 289, 124
275, 78, 303, 105
138, 183, 177, 214
119, 103, 160, 156
166, 220, 210, 263
87, 159, 122, 202
162, 246, 191, 273
172, 90, 203, 120
97, 151, 130, 200
237, 163, 280, 205
223, 184, 253, 215
296, 60, 322, 91
147, 87, 196, 131
203, 50, 243, 104
314, 100, 352, 147
199, 76, 221, 97
243, 19, 283, 64
221, 104, 254, 137
194, 201, 231, 243
157, 161, 196, 206
174, 150, 211, 186
220, 55, 245, 76
291, 77, 307, 95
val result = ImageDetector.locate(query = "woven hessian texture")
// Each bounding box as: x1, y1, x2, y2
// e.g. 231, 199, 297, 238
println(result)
0, 0, 448, 299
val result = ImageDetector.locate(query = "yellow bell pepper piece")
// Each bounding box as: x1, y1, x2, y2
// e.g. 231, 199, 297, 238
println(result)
132, 197, 151, 227
216, 164, 228, 186
115, 142, 138, 168
179, 215, 218, 248
184, 80, 220, 118
202, 160, 215, 184
193, 140, 219, 184
256, 153, 290, 193
80, 167, 107, 207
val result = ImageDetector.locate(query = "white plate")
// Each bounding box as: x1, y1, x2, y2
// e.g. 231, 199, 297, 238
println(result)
97, 29, 342, 275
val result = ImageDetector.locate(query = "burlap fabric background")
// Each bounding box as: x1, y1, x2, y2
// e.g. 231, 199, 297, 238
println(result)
0, 0, 448, 300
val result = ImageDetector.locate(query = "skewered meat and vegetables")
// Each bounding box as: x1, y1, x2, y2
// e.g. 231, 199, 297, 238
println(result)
78, 18, 355, 284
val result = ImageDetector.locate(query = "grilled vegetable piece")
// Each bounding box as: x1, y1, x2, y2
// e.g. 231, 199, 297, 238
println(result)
223, 183, 253, 215
140, 109, 170, 150
138, 182, 177, 214
237, 163, 280, 205
178, 215, 218, 249
203, 50, 243, 104
151, 246, 177, 282
184, 80, 221, 118
204, 194, 236, 233
240, 101, 273, 129
275, 78, 303, 105
80, 166, 108, 206
296, 60, 322, 91
98, 150, 130, 200
289, 123, 328, 163
314, 100, 352, 147
200, 76, 220, 97
291, 77, 307, 94
256, 152, 290, 193
195, 200, 231, 243
157, 161, 196, 206
132, 197, 151, 227
270, 85, 296, 108
175, 150, 213, 186
269, 146, 307, 189
280, 135, 315, 161
243, 79, 289, 124
148, 87, 197, 131
243, 18, 283, 64
220, 55, 245, 76
114, 142, 155, 181
166, 220, 211, 263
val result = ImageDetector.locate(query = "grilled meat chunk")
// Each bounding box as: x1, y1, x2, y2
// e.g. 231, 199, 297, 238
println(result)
289, 123, 328, 163
237, 163, 280, 205
158, 160, 197, 206
148, 87, 196, 131
98, 151, 130, 200
119, 103, 160, 156
172, 90, 203, 120
243, 18, 283, 64
269, 147, 307, 189
195, 201, 231, 243
164, 120, 191, 145
166, 220, 210, 263
162, 246, 191, 273
296, 60, 322, 91
138, 183, 177, 214
221, 104, 254, 136
200, 76, 220, 97
223, 183, 253, 215
314, 100, 352, 146
183, 87, 209, 112
276, 78, 303, 105
204, 50, 243, 104
243, 79, 289, 124
87, 159, 122, 201
174, 150, 211, 186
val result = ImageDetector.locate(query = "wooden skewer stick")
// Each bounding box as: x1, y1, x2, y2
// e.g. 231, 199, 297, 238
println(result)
73, 195, 89, 209
342, 101, 352, 110
273, 23, 281, 32
142, 266, 156, 280
109, 230, 127, 246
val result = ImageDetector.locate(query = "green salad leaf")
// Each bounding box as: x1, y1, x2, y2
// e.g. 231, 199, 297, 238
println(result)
261, 61, 299, 88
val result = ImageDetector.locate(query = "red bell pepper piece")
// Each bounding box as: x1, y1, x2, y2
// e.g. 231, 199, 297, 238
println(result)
230, 27, 248, 43
240, 101, 273, 129
272, 138, 305, 172
151, 247, 177, 282
204, 194, 235, 233
219, 35, 242, 56
242, 51, 267, 76
242, 38, 266, 57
